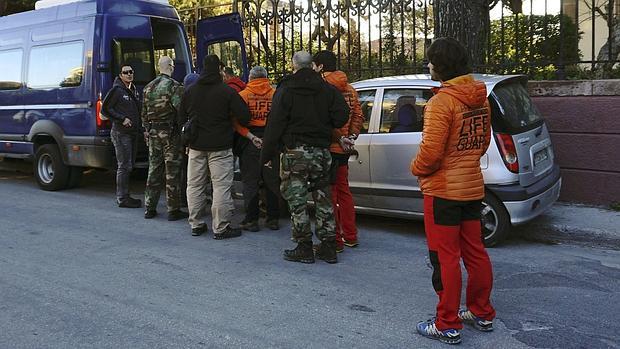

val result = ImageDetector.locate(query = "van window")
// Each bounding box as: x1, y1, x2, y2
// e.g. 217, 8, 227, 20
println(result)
208, 41, 243, 77
379, 89, 431, 133
112, 39, 155, 85
152, 19, 191, 82
490, 82, 543, 132
357, 89, 376, 134
27, 41, 84, 89
0, 49, 23, 90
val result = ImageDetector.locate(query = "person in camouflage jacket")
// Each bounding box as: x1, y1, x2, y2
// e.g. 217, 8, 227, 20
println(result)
141, 56, 188, 221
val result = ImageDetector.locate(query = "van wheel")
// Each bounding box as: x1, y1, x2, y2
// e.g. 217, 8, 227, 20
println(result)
481, 192, 510, 247
34, 144, 70, 191
66, 166, 84, 189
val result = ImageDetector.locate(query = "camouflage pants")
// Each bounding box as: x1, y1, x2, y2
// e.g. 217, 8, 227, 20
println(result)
144, 129, 183, 212
280, 146, 335, 242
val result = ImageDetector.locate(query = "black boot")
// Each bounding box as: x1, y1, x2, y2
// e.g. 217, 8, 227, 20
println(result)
167, 210, 189, 221
283, 241, 315, 264
315, 239, 338, 264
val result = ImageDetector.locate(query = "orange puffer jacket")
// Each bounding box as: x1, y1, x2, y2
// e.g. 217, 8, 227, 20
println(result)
411, 74, 491, 201
323, 71, 363, 154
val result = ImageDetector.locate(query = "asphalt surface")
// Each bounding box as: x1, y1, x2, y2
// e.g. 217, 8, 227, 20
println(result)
0, 160, 619, 349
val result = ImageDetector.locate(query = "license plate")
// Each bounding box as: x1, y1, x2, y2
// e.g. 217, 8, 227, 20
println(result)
534, 148, 548, 166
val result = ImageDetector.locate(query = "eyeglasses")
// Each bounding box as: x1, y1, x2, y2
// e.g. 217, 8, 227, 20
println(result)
121, 70, 134, 75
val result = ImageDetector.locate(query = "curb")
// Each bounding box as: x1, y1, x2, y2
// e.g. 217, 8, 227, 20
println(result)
514, 222, 620, 249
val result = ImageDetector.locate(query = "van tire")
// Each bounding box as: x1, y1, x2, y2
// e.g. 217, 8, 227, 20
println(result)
481, 192, 510, 247
66, 166, 84, 189
34, 144, 70, 191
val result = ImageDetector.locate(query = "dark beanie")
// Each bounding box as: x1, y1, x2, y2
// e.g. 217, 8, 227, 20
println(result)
183, 73, 199, 88
203, 54, 221, 73
312, 50, 337, 72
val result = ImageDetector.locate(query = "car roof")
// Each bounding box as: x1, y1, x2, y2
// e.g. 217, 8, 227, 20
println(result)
351, 73, 526, 92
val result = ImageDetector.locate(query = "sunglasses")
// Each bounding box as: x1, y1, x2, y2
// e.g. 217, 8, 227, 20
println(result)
121, 70, 134, 75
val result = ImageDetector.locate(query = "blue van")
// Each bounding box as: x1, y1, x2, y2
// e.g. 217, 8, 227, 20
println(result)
0, 0, 247, 190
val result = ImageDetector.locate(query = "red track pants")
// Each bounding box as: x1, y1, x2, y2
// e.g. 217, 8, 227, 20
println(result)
423, 195, 496, 330
331, 164, 357, 247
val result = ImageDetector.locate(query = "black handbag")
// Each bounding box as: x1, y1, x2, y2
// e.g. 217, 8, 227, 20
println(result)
180, 116, 196, 146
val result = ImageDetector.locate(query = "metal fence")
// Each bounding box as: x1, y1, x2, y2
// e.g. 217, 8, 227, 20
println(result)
178, 0, 620, 80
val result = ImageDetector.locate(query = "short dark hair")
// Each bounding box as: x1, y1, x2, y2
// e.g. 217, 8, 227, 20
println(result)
426, 37, 471, 81
312, 50, 337, 72
203, 54, 221, 73
223, 67, 236, 76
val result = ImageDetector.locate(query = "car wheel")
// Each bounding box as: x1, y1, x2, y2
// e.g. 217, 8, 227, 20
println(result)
481, 192, 510, 247
34, 144, 70, 191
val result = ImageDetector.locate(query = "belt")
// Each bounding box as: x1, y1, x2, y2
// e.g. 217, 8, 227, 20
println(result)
148, 121, 174, 130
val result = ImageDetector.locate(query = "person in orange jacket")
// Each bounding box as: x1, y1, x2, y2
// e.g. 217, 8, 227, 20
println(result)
312, 50, 363, 253
223, 66, 246, 93
412, 38, 495, 345
233, 66, 280, 231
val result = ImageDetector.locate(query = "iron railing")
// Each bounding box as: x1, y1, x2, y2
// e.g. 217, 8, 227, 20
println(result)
178, 0, 620, 80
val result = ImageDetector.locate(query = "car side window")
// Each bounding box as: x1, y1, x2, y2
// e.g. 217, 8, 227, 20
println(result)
0, 49, 23, 90
379, 89, 433, 133
28, 41, 84, 89
356, 89, 376, 134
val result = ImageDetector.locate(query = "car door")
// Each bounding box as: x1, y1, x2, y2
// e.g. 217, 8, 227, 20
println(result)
347, 88, 377, 209
369, 87, 433, 214
195, 13, 248, 80
0, 48, 25, 142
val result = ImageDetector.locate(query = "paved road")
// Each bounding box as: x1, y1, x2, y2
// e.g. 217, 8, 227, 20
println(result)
0, 161, 619, 349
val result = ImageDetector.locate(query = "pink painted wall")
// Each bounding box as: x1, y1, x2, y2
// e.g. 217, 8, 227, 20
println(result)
532, 96, 620, 205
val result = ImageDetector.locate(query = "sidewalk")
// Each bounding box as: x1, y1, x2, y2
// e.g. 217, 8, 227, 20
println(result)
513, 202, 620, 249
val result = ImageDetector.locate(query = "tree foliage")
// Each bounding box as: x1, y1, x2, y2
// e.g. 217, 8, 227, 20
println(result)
0, 0, 36, 16
488, 14, 582, 79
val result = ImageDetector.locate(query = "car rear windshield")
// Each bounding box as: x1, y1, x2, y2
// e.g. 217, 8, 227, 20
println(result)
490, 81, 543, 133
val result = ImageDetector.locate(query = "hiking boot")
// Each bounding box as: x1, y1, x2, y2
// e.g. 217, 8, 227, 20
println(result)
283, 241, 315, 264
240, 219, 259, 232
191, 225, 207, 236
118, 197, 141, 208
265, 217, 280, 231
344, 239, 359, 248
314, 240, 338, 264
167, 210, 189, 221
144, 209, 157, 219
458, 309, 493, 332
213, 226, 242, 240
416, 319, 461, 345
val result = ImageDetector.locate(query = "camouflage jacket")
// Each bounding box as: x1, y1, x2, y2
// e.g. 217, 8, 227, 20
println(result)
141, 74, 183, 130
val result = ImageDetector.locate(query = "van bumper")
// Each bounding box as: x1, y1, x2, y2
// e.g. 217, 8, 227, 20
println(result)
65, 143, 115, 169
487, 165, 562, 225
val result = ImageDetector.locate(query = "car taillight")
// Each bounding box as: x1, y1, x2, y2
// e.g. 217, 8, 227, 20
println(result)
96, 94, 109, 128
495, 133, 519, 173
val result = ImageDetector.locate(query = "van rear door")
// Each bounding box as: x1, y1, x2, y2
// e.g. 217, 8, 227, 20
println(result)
195, 13, 248, 80
490, 77, 554, 187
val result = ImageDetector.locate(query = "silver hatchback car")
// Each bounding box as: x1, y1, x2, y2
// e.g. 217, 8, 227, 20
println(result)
349, 74, 561, 246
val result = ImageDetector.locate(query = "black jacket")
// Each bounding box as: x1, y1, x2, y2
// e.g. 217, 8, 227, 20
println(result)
178, 72, 250, 151
260, 68, 349, 164
103, 77, 141, 134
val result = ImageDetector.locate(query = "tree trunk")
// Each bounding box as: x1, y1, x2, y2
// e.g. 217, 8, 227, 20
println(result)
594, 20, 620, 78
0, 0, 8, 16
433, 0, 490, 70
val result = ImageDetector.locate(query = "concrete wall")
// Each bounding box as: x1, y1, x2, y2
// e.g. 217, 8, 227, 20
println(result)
528, 80, 620, 206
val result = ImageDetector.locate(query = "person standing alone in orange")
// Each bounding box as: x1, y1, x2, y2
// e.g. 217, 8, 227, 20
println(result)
312, 50, 363, 253
412, 37, 496, 345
